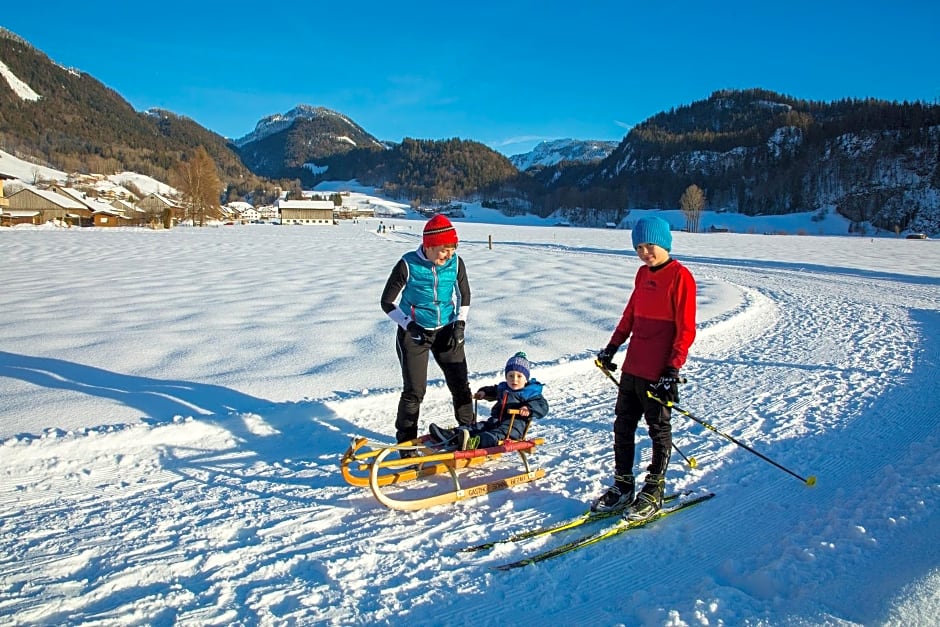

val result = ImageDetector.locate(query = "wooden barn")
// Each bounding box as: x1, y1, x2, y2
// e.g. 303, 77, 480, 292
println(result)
109, 198, 147, 226
278, 199, 335, 225
5, 187, 92, 226
137, 193, 184, 225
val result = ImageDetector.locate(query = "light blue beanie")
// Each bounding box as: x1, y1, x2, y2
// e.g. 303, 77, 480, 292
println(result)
632, 216, 672, 251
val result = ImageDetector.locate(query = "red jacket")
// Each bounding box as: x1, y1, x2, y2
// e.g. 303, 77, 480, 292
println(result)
609, 258, 697, 381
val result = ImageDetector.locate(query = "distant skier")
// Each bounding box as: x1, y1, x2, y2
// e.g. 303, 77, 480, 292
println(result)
593, 216, 697, 520
429, 352, 549, 450
380, 214, 474, 455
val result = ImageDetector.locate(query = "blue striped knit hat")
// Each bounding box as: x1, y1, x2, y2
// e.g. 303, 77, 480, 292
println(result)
632, 216, 673, 252
505, 352, 531, 380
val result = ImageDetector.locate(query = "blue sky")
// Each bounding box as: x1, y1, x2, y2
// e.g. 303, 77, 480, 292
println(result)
3, 1, 938, 156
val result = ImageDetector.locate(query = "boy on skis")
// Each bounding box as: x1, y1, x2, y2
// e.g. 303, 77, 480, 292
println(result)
430, 352, 549, 450
593, 216, 697, 521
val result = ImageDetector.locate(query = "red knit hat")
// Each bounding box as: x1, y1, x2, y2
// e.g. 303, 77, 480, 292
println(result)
423, 214, 458, 247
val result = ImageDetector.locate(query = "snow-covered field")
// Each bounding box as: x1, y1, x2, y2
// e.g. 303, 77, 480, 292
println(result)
1, 217, 938, 626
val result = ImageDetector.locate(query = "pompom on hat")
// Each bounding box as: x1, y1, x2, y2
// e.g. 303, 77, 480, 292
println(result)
505, 352, 531, 380
423, 214, 459, 248
631, 216, 673, 252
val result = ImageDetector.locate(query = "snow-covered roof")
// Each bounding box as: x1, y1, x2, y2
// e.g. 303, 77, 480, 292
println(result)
109, 198, 142, 213
52, 186, 99, 210
277, 199, 334, 210
91, 206, 122, 216
142, 192, 180, 207
12, 187, 87, 209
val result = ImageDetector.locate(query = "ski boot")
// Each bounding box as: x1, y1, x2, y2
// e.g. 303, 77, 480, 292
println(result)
591, 475, 635, 512
625, 473, 665, 521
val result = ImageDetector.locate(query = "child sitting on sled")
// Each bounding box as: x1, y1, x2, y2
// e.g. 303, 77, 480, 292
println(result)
429, 352, 549, 450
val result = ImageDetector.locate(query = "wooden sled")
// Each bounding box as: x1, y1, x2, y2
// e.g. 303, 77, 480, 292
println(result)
340, 412, 546, 510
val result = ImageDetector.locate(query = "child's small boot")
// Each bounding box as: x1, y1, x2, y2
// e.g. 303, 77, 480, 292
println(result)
455, 428, 479, 451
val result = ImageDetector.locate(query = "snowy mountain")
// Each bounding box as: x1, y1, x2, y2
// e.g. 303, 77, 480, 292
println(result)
232, 105, 386, 179
0, 28, 260, 196
509, 138, 620, 170
592, 90, 940, 235
233, 104, 383, 149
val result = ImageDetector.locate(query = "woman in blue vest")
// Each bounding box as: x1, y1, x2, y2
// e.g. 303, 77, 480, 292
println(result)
380, 214, 474, 450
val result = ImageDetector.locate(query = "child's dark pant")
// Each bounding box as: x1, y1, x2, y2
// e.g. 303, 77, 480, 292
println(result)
613, 373, 673, 477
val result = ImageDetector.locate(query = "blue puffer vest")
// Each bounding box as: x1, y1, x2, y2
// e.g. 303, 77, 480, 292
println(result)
399, 248, 459, 330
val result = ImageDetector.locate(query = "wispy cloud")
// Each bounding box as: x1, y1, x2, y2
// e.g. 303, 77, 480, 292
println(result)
492, 135, 552, 149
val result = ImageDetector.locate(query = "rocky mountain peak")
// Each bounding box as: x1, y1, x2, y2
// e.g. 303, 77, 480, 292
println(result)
234, 105, 357, 147
510, 138, 620, 171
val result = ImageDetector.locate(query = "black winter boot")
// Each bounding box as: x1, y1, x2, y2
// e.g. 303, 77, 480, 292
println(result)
429, 423, 456, 444
625, 473, 665, 521
591, 475, 635, 512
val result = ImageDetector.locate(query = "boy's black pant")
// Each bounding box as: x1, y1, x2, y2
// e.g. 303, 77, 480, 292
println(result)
394, 325, 474, 442
613, 373, 673, 477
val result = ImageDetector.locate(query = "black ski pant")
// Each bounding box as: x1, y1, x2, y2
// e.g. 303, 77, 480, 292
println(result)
394, 325, 474, 442
613, 373, 672, 479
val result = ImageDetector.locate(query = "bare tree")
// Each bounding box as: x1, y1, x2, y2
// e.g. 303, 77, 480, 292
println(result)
174, 147, 222, 226
680, 184, 706, 233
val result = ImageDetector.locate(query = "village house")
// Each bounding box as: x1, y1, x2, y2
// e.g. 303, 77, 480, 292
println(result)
239, 206, 261, 222
277, 199, 335, 225
0, 171, 12, 210
137, 192, 184, 225
218, 204, 238, 224
50, 184, 92, 206
257, 205, 279, 221
108, 198, 147, 226
219, 201, 247, 224
0, 171, 18, 226
66, 172, 134, 200
91, 206, 125, 227
49, 184, 147, 227
5, 186, 91, 226
91, 198, 146, 227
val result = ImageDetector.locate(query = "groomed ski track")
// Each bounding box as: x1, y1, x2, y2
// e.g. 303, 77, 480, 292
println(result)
0, 225, 937, 625
430, 246, 940, 625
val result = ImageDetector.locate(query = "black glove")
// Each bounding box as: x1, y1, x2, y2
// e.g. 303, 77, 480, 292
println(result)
450, 320, 466, 349
596, 344, 618, 371
650, 367, 681, 403
406, 321, 432, 346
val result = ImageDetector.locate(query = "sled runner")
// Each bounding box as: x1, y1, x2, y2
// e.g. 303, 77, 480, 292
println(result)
340, 411, 545, 510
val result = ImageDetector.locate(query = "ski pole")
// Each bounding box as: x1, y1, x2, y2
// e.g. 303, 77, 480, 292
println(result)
668, 434, 697, 469
593, 359, 698, 469
647, 392, 817, 486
